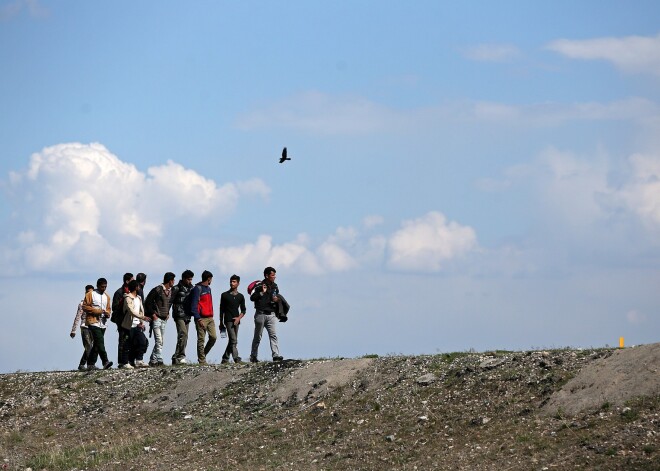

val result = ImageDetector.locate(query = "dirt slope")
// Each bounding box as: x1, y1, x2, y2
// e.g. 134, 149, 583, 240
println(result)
0, 346, 658, 470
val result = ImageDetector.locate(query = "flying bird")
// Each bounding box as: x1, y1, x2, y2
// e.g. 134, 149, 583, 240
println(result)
279, 147, 291, 163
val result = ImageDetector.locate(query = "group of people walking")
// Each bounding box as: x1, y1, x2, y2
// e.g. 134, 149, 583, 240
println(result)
69, 267, 289, 370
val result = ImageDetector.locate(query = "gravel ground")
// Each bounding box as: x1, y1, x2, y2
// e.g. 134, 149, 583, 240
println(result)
0, 344, 658, 470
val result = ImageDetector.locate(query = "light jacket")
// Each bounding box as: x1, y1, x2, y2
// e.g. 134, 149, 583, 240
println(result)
83, 289, 111, 326
122, 293, 147, 330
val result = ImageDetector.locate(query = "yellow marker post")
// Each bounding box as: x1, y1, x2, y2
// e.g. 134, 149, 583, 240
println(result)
619, 337, 624, 348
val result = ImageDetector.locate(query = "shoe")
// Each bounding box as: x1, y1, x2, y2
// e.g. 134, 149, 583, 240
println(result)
249, 356, 259, 363
157, 361, 164, 367
87, 365, 99, 370
221, 359, 229, 364
119, 363, 134, 370
135, 360, 149, 368
148, 361, 158, 367
178, 358, 188, 364
78, 364, 86, 371
103, 361, 114, 369
234, 358, 243, 363
273, 356, 284, 362
198, 361, 208, 366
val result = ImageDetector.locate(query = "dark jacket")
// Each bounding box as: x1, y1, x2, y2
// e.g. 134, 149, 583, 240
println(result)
250, 280, 279, 313
144, 284, 173, 320
171, 281, 193, 321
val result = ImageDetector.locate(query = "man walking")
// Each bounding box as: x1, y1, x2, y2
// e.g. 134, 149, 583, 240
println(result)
250, 267, 283, 363
112, 272, 134, 369
145, 272, 175, 366
220, 274, 246, 364
191, 270, 216, 365
83, 278, 113, 370
171, 269, 195, 365
70, 284, 95, 371
122, 279, 150, 368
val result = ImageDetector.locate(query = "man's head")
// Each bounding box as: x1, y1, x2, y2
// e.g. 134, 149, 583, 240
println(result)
123, 272, 134, 285
182, 269, 194, 287
128, 279, 139, 293
136, 273, 147, 286
230, 274, 240, 290
202, 270, 213, 285
263, 267, 276, 284
85, 284, 94, 293
96, 278, 108, 293
163, 272, 176, 288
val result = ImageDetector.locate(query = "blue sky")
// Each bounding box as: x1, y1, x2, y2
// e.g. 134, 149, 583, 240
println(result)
1, 1, 659, 372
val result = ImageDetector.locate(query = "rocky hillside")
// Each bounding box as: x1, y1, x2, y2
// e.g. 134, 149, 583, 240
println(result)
1, 344, 658, 470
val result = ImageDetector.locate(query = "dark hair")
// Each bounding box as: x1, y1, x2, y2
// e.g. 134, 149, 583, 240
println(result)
163, 272, 176, 284
123, 272, 134, 283
97, 277, 107, 286
182, 269, 194, 279
263, 267, 276, 277
230, 274, 240, 282
202, 270, 213, 282
136, 273, 147, 283
128, 279, 139, 292
85, 284, 94, 292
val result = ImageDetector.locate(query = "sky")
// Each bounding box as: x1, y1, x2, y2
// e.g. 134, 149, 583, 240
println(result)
1, 1, 659, 373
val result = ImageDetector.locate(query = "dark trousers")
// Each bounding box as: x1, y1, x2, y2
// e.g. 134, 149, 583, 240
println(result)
78, 327, 94, 367
118, 326, 131, 365
172, 318, 190, 361
129, 326, 148, 363
87, 326, 109, 366
222, 321, 241, 361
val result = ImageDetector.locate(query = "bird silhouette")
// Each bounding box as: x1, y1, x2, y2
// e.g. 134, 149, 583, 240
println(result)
279, 147, 291, 163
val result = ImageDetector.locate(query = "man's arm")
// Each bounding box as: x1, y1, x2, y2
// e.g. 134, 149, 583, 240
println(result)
190, 286, 202, 323
70, 302, 83, 337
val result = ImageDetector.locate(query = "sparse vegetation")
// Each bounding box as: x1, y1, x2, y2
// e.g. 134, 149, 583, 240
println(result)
0, 345, 658, 470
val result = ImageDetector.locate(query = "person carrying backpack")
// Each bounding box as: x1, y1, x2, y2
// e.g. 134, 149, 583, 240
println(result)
249, 266, 284, 363
191, 270, 216, 365
171, 269, 195, 365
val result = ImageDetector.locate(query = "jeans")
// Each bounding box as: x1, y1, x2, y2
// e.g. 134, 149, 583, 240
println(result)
149, 317, 167, 364
172, 318, 190, 362
87, 326, 109, 366
78, 327, 94, 367
222, 321, 241, 361
251, 312, 279, 360
195, 317, 216, 363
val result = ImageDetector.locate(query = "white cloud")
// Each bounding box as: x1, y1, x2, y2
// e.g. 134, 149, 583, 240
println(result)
614, 153, 660, 229
201, 234, 324, 276
235, 91, 410, 136
236, 91, 658, 136
547, 33, 660, 77
363, 215, 384, 229
3, 142, 269, 274
387, 211, 478, 272
0, 0, 48, 21
463, 43, 521, 62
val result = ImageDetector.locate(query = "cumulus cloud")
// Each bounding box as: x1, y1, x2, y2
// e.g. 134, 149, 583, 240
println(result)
547, 33, 660, 77
463, 43, 522, 62
202, 212, 477, 275
3, 142, 269, 274
387, 212, 478, 272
